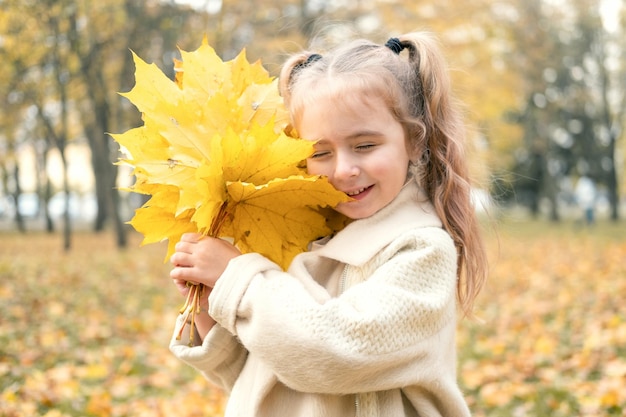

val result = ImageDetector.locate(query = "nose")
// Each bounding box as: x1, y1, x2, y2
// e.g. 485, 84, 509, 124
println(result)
332, 151, 359, 181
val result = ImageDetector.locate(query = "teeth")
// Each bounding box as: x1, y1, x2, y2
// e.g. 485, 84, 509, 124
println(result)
347, 187, 367, 196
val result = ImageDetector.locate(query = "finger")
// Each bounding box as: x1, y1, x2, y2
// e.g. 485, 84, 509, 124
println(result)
180, 232, 203, 242
174, 240, 195, 254
170, 266, 191, 282
170, 252, 193, 267
172, 278, 189, 293
170, 264, 202, 283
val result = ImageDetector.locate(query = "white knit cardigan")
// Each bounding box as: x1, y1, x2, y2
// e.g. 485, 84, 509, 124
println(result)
170, 182, 471, 417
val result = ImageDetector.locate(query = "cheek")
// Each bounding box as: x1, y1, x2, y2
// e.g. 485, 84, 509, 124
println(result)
305, 159, 326, 177
377, 155, 410, 190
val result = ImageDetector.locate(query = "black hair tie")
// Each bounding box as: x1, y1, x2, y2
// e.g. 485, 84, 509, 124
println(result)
292, 53, 322, 76
305, 53, 322, 65
385, 37, 404, 54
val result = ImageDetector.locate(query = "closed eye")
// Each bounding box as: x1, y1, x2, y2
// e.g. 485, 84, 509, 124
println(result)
310, 150, 331, 159
356, 143, 376, 151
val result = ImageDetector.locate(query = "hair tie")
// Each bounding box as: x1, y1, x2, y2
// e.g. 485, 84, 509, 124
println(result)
291, 53, 322, 77
385, 37, 404, 54
305, 53, 322, 65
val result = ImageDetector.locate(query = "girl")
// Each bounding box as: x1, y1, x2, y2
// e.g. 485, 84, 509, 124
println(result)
169, 32, 487, 417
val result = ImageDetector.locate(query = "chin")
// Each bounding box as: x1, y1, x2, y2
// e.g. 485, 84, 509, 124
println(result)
337, 206, 375, 220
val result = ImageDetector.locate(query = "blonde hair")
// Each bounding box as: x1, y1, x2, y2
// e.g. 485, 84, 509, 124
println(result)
279, 32, 487, 316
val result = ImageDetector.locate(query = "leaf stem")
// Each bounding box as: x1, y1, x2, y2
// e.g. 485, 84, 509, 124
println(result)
177, 203, 227, 345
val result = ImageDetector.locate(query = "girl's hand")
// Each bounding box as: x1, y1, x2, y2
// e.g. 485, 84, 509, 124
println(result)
170, 233, 242, 288
171, 278, 213, 310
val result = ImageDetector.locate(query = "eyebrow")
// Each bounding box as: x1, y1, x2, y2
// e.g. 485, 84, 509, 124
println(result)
315, 130, 384, 144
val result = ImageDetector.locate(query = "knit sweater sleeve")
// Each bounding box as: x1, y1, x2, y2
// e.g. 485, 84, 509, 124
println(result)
209, 227, 459, 395
169, 316, 248, 393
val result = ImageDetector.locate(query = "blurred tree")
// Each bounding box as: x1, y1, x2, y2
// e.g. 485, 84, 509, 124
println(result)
0, 0, 204, 248
557, 0, 625, 221
509, 0, 570, 220
576, 0, 626, 221
0, 1, 35, 231
500, 0, 624, 220
36, 1, 79, 249
187, 0, 326, 73
66, 0, 204, 247
0, 0, 64, 232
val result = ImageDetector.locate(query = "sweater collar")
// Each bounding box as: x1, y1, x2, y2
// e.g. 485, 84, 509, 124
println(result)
314, 181, 442, 266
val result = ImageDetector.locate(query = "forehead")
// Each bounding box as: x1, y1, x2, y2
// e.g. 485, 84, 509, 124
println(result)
291, 74, 393, 125
297, 92, 403, 146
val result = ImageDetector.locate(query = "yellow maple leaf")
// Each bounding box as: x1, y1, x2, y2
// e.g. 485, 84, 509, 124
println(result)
113, 40, 349, 269
220, 122, 311, 184
223, 176, 345, 268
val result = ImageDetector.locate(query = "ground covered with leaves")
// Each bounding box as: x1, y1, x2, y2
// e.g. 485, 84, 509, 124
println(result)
0, 231, 225, 417
460, 220, 626, 417
1, 219, 625, 416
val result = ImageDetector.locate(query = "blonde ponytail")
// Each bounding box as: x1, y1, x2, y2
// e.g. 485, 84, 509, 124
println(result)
400, 33, 487, 315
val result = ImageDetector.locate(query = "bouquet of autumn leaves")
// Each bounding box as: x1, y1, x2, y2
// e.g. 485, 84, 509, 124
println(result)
112, 39, 348, 345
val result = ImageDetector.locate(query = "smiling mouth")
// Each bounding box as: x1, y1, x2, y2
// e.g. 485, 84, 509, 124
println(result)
345, 185, 372, 197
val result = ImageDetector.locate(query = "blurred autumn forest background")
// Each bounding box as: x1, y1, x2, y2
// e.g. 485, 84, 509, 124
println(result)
0, 0, 625, 246
2, 1, 626, 417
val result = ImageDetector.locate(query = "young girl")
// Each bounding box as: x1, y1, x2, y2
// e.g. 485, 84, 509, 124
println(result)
169, 31, 487, 417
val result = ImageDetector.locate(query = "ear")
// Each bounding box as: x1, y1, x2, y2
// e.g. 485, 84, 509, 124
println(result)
408, 149, 421, 164
406, 136, 421, 163
404, 122, 426, 163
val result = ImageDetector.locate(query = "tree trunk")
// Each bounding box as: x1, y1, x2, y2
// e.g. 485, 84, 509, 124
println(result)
11, 163, 26, 233
59, 147, 71, 251
606, 134, 619, 221
43, 178, 54, 233
89, 130, 110, 232
83, 90, 128, 247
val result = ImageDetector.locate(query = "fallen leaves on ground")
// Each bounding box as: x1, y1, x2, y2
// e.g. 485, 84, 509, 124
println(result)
0, 231, 225, 417
1, 219, 625, 416
459, 220, 626, 417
